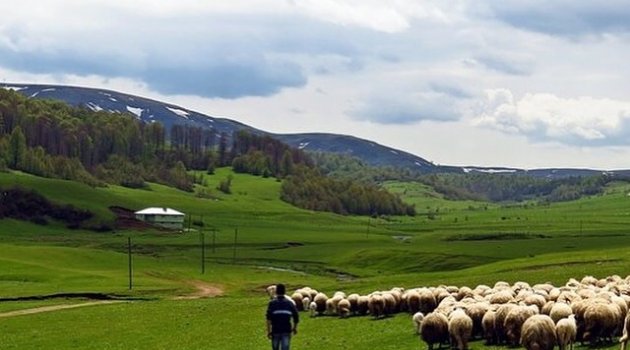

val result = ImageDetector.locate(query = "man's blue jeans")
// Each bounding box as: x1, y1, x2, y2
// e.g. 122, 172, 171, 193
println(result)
271, 333, 291, 350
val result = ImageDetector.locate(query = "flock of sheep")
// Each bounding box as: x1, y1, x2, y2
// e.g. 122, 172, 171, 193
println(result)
267, 275, 630, 350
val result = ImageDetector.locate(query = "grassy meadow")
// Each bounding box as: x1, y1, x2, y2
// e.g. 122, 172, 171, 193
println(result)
1, 168, 630, 349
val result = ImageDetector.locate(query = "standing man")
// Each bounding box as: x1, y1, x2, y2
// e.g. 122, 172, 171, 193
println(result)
266, 283, 299, 350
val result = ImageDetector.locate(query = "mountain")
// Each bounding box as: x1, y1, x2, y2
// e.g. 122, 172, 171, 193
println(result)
2, 83, 629, 179
0, 83, 438, 171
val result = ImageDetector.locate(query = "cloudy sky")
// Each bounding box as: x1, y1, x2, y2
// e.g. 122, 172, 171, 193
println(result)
1, 1, 630, 169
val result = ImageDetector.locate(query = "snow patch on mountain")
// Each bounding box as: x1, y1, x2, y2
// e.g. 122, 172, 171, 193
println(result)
2, 85, 26, 91
166, 106, 190, 119
87, 102, 103, 112
463, 167, 517, 174
299, 142, 310, 149
126, 106, 143, 118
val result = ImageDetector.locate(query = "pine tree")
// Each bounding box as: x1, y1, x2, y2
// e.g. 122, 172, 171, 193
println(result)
8, 126, 26, 168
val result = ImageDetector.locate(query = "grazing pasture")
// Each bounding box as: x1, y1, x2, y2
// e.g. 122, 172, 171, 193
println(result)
1, 169, 630, 348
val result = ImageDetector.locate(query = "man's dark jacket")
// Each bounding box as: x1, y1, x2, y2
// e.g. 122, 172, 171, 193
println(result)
266, 296, 299, 334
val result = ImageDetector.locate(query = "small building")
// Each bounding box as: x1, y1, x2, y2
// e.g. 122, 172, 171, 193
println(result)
134, 207, 185, 229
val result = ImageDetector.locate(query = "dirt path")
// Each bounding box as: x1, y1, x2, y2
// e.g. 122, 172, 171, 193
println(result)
0, 300, 126, 318
173, 280, 224, 300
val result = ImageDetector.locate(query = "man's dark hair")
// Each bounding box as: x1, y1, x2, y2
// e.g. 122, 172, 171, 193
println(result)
276, 283, 286, 296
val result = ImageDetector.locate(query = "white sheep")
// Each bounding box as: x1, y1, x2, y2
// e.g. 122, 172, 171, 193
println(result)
520, 314, 557, 350
550, 302, 573, 324
309, 301, 317, 318
620, 311, 630, 350
337, 299, 351, 318
556, 314, 577, 350
412, 311, 425, 334
302, 297, 310, 311
448, 308, 473, 350
266, 285, 276, 299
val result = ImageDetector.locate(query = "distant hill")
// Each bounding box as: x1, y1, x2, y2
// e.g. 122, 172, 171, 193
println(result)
1, 83, 439, 171
2, 83, 629, 178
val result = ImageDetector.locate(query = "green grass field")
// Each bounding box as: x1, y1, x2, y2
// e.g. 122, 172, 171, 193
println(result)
1, 169, 630, 349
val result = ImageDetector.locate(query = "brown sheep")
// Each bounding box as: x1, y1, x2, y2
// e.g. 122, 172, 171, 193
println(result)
520, 314, 557, 350
421, 312, 449, 350
505, 305, 538, 346
494, 303, 518, 344
482, 309, 497, 345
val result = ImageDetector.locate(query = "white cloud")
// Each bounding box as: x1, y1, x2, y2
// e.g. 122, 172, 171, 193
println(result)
474, 89, 630, 145
293, 0, 453, 33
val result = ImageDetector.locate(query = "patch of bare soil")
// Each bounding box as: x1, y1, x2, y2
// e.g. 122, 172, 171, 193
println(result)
173, 280, 224, 300
0, 300, 126, 318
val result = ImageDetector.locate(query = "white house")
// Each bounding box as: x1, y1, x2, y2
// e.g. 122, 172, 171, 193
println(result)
134, 207, 185, 229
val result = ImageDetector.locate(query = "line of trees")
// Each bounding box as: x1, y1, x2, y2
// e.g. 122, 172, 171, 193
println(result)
0, 89, 415, 216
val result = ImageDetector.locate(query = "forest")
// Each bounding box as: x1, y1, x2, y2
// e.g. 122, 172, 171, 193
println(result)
0, 89, 413, 216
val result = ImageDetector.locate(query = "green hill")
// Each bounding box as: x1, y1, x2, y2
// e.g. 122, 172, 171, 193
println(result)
2, 170, 630, 349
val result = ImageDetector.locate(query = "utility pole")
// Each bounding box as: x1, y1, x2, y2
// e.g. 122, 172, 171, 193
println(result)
212, 228, 216, 254
232, 227, 238, 263
201, 230, 206, 274
128, 237, 132, 290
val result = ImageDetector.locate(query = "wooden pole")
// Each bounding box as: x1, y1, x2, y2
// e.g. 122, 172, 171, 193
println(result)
201, 230, 206, 274
232, 227, 238, 263
212, 228, 216, 254
128, 236, 132, 290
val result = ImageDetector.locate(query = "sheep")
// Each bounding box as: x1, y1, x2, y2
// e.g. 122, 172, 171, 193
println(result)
494, 303, 518, 344
620, 311, 630, 350
550, 302, 573, 324
583, 300, 619, 345
504, 305, 539, 346
412, 311, 425, 334
368, 293, 386, 319
556, 315, 577, 350
266, 285, 277, 299
482, 310, 497, 345
541, 301, 555, 315
313, 292, 328, 316
357, 295, 369, 316
419, 288, 438, 314
465, 302, 488, 339
407, 290, 421, 314
383, 292, 398, 316
338, 299, 351, 318
421, 312, 450, 350
347, 293, 359, 315
457, 287, 474, 301
326, 298, 336, 315
525, 294, 547, 310
291, 292, 304, 311
448, 308, 473, 350
302, 297, 310, 311
490, 290, 514, 304
520, 314, 557, 350
309, 301, 317, 317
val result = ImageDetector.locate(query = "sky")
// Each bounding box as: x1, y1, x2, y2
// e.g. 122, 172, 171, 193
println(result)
1, 1, 630, 169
